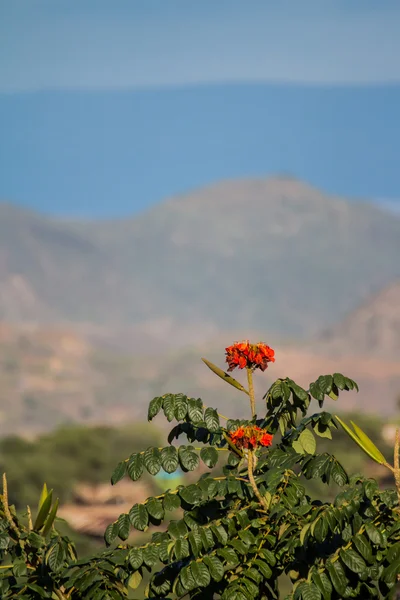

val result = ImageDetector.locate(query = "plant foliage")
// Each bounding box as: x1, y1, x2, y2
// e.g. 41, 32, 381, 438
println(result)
1, 342, 399, 599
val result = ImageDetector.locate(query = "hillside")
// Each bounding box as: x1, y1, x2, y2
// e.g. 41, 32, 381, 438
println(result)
1, 177, 400, 339
1, 320, 399, 437
314, 281, 400, 359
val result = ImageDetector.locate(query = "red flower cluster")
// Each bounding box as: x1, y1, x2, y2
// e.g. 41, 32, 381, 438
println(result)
230, 425, 273, 450
225, 340, 275, 372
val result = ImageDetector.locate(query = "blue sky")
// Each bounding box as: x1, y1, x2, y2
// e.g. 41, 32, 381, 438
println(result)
1, 1, 400, 216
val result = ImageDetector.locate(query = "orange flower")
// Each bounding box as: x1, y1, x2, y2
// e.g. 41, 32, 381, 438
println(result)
260, 433, 273, 447
225, 340, 275, 372
230, 427, 245, 444
229, 425, 273, 450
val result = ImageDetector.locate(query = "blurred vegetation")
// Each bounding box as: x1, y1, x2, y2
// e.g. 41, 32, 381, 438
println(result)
0, 422, 163, 509
0, 409, 396, 566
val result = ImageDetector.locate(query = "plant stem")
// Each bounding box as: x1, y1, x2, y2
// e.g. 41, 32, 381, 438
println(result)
247, 450, 269, 511
245, 369, 269, 509
27, 505, 33, 530
394, 429, 400, 506
1, 473, 20, 537
247, 368, 256, 417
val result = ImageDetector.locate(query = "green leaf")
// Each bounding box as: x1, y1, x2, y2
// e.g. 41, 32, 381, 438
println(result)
245, 567, 262, 584
309, 382, 324, 402
305, 454, 330, 480
292, 440, 305, 455
158, 539, 172, 562
313, 516, 329, 543
117, 513, 130, 540
148, 396, 163, 420
163, 493, 181, 511
179, 484, 203, 505
387, 541, 400, 563
242, 577, 259, 597
211, 523, 228, 545
316, 375, 333, 395
383, 557, 400, 584
111, 461, 126, 485
204, 407, 220, 432
163, 393, 176, 421
174, 537, 190, 559
271, 380, 285, 400
218, 547, 239, 565
180, 565, 197, 591
104, 522, 118, 545
326, 560, 347, 596
365, 523, 384, 546
299, 429, 317, 454
238, 530, 256, 547
188, 531, 202, 557
33, 488, 53, 531
143, 544, 159, 567
313, 422, 332, 439
160, 445, 179, 474
222, 588, 249, 600
230, 539, 248, 555
202, 358, 249, 394
27, 583, 50, 598
46, 541, 65, 572
301, 582, 322, 600
200, 446, 219, 468
42, 497, 59, 537
312, 571, 332, 600
0, 532, 10, 551
340, 548, 367, 574
128, 547, 143, 569
300, 523, 312, 545
330, 460, 347, 486
254, 559, 272, 579
328, 386, 339, 401
178, 445, 200, 472
333, 373, 346, 390
12, 559, 27, 577
27, 531, 44, 548
129, 504, 149, 531
190, 562, 211, 587
143, 447, 162, 475
168, 519, 188, 538
352, 533, 373, 563
127, 453, 144, 481
187, 398, 204, 424
259, 548, 276, 567
128, 570, 142, 589
37, 482, 48, 513
174, 393, 188, 420
350, 420, 386, 464
146, 498, 164, 520
203, 555, 224, 581
288, 379, 309, 401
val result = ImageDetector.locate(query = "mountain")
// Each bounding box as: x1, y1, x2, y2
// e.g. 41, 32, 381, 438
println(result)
1, 177, 400, 340
315, 281, 400, 359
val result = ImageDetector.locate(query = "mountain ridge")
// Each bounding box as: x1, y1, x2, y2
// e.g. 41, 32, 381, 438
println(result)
1, 177, 399, 338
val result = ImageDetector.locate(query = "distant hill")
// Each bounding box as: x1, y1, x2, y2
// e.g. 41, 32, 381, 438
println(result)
315, 281, 400, 359
1, 320, 399, 437
1, 177, 400, 339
